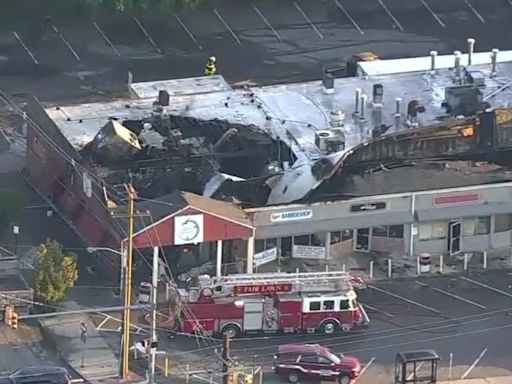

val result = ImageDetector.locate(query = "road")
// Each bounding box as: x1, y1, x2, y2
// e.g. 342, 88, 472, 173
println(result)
159, 270, 512, 383
0, 0, 512, 103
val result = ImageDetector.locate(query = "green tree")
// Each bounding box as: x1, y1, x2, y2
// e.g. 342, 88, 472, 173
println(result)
33, 240, 78, 303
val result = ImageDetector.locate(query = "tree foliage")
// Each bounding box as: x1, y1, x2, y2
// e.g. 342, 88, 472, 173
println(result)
0, 189, 22, 237
81, 0, 206, 14
33, 240, 78, 303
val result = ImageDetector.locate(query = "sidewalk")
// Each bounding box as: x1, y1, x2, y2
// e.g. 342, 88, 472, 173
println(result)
440, 376, 512, 384
39, 300, 118, 381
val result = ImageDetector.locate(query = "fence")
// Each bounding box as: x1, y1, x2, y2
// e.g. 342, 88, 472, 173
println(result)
367, 247, 512, 280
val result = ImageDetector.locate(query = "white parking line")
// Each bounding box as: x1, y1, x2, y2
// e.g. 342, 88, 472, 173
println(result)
460, 276, 512, 298
368, 284, 441, 314
377, 0, 404, 32
293, 2, 324, 39
93, 22, 121, 57
419, 0, 445, 28
464, 0, 486, 24
363, 303, 394, 318
407, 361, 424, 380
431, 286, 487, 310
96, 316, 109, 330
133, 17, 163, 54
12, 31, 39, 65
51, 24, 81, 61
333, 0, 365, 35
461, 348, 488, 379
415, 280, 487, 310
214, 8, 242, 45
354, 357, 375, 382
174, 14, 202, 50
254, 7, 282, 42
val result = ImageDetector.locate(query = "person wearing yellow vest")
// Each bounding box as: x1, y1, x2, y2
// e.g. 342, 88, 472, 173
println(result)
204, 56, 217, 76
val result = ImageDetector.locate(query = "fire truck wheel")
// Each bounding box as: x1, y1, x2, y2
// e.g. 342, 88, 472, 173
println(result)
287, 372, 300, 383
221, 324, 240, 338
320, 320, 338, 334
338, 373, 351, 384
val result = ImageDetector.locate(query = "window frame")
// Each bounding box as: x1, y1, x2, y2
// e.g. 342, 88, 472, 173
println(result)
462, 216, 491, 236
322, 300, 335, 311
419, 221, 447, 241
494, 214, 512, 233
339, 299, 350, 310
372, 226, 389, 237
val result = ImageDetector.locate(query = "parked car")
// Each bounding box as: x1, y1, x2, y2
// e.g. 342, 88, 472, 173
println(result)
0, 366, 71, 384
273, 343, 361, 384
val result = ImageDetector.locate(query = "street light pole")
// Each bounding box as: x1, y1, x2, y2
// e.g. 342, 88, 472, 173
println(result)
121, 184, 137, 379
12, 225, 19, 255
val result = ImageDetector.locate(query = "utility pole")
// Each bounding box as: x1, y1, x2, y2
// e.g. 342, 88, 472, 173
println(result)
222, 334, 230, 384
121, 183, 137, 379
148, 246, 159, 384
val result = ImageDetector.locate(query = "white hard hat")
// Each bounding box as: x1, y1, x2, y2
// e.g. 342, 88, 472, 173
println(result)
209, 56, 216, 62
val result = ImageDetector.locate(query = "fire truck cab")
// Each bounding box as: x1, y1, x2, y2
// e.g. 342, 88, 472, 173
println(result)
174, 271, 369, 338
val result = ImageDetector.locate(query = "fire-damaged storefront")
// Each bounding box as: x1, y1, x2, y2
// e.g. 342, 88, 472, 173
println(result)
127, 191, 255, 277
246, 182, 512, 264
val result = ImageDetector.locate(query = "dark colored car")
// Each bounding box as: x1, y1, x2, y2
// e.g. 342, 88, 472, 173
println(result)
274, 344, 361, 384
0, 366, 71, 384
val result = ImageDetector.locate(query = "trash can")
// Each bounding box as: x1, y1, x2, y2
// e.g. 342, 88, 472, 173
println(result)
419, 253, 431, 273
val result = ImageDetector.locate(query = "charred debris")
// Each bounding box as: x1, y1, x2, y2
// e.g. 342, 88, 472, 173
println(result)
80, 91, 295, 206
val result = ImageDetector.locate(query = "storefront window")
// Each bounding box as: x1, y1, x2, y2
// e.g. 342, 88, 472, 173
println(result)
265, 238, 278, 250
255, 239, 265, 253
372, 226, 388, 237
389, 225, 404, 238
463, 217, 490, 236
372, 225, 403, 238
311, 233, 324, 247
341, 229, 353, 241
495, 214, 512, 233
330, 230, 353, 244
419, 221, 447, 240
294, 235, 310, 246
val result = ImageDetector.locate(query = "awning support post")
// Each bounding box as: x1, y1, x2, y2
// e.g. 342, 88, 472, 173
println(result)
216, 240, 223, 277
246, 237, 255, 273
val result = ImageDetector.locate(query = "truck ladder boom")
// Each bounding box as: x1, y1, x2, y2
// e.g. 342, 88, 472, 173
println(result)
210, 271, 353, 292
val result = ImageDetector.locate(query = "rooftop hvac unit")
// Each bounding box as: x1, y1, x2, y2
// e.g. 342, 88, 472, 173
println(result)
315, 129, 346, 154
315, 130, 333, 152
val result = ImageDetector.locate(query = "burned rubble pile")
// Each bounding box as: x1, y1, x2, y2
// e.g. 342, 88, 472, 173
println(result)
80, 97, 295, 205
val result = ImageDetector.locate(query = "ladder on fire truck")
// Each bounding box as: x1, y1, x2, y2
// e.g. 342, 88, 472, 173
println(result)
208, 271, 365, 293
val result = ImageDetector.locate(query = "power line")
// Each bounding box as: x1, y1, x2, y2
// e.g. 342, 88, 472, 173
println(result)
230, 306, 512, 357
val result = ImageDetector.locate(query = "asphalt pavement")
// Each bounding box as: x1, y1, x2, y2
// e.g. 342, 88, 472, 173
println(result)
161, 270, 512, 383
1, 0, 512, 103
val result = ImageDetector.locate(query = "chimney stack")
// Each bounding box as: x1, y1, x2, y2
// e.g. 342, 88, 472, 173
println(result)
353, 88, 361, 117
467, 38, 475, 66
430, 50, 438, 72
454, 51, 462, 84
394, 97, 402, 117
359, 94, 367, 122
491, 48, 499, 77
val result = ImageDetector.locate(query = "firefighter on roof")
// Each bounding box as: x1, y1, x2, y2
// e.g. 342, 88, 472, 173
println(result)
204, 56, 216, 76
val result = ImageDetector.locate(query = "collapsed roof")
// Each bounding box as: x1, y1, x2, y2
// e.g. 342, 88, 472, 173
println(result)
44, 48, 512, 207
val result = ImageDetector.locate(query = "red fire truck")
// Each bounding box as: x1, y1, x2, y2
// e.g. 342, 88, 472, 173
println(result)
174, 271, 369, 338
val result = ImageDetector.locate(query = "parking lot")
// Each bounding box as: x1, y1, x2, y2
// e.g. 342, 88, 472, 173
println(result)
1, 0, 512, 102
203, 270, 512, 383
